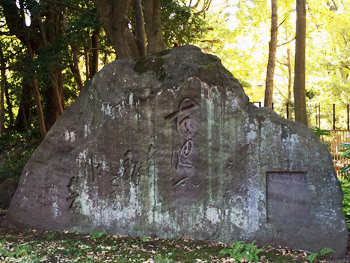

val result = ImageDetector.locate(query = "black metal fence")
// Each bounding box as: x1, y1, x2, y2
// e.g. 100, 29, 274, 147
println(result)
252, 102, 350, 177
252, 102, 350, 131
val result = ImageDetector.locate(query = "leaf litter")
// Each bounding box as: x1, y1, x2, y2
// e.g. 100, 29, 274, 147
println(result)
0, 227, 346, 262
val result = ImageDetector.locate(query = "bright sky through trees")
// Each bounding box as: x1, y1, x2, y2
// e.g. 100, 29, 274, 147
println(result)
198, 0, 349, 129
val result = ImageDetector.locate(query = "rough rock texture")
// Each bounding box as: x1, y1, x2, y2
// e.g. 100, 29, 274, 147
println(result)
2, 45, 348, 256
0, 178, 18, 207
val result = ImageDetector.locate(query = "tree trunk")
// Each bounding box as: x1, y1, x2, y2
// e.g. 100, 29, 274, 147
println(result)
2, 0, 65, 133
133, 0, 146, 56
145, 0, 165, 54
1, 0, 25, 42
84, 42, 90, 81
27, 42, 46, 136
44, 84, 60, 131
0, 47, 14, 130
63, 9, 84, 90
52, 76, 64, 116
103, 52, 108, 65
93, 0, 140, 58
0, 45, 5, 133
4, 82, 14, 128
293, 0, 307, 126
287, 48, 292, 119
39, 19, 64, 117
70, 44, 84, 90
15, 81, 32, 131
264, 0, 278, 109
90, 29, 99, 78
287, 48, 292, 120
55, 68, 65, 110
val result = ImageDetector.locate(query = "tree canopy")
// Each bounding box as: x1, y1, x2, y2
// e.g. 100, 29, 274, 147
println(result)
0, 0, 349, 134
0, 0, 209, 134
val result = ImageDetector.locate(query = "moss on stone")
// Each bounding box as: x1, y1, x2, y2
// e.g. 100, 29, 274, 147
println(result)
156, 49, 171, 57
133, 52, 168, 82
158, 71, 167, 82
201, 62, 217, 73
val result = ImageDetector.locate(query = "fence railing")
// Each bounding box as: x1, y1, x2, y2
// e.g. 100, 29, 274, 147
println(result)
252, 102, 350, 176
320, 130, 350, 177
252, 102, 350, 131
313, 104, 350, 131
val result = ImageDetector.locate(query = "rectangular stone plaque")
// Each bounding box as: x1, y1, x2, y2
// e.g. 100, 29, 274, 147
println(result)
266, 172, 310, 224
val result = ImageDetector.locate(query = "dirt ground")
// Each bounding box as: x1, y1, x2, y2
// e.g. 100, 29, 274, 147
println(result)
1, 208, 350, 263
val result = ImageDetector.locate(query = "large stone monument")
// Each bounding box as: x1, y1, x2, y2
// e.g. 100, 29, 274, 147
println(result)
2, 45, 348, 256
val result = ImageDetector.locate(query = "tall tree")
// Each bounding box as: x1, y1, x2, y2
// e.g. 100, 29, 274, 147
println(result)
93, 0, 166, 57
133, 0, 146, 56
70, 44, 84, 90
145, 0, 165, 53
0, 0, 212, 134
264, 0, 278, 109
0, 45, 5, 133
38, 19, 64, 118
287, 48, 292, 119
27, 42, 47, 136
92, 0, 140, 58
293, 0, 307, 125
15, 80, 32, 131
90, 28, 99, 78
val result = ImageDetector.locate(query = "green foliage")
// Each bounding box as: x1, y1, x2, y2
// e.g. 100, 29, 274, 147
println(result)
310, 126, 331, 137
340, 142, 350, 174
0, 238, 46, 262
308, 247, 335, 263
340, 178, 350, 232
161, 0, 208, 48
133, 53, 166, 76
202, 62, 216, 73
239, 79, 252, 88
46, 232, 56, 240
66, 4, 100, 43
320, 247, 335, 256
0, 130, 42, 183
142, 237, 150, 242
308, 253, 317, 263
90, 231, 104, 240
219, 240, 261, 262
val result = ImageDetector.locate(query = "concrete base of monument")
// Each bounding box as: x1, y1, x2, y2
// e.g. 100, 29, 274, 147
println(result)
2, 45, 348, 257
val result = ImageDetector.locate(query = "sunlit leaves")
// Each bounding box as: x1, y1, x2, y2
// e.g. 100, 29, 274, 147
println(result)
162, 0, 208, 48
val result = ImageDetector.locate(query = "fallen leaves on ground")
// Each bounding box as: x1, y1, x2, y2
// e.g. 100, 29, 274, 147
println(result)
0, 226, 343, 262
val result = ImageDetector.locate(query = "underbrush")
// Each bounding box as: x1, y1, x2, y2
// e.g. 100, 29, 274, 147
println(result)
340, 178, 350, 232
0, 229, 332, 263
0, 130, 42, 183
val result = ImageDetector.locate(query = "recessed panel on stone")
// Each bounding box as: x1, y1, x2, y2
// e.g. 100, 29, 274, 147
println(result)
266, 172, 310, 224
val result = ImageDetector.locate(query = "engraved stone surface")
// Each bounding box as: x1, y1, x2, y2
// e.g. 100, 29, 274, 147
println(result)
2, 45, 348, 257
266, 172, 310, 224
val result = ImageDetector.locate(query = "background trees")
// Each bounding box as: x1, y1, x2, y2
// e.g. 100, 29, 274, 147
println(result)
0, 0, 208, 135
0, 0, 349, 135
213, 0, 349, 129
264, 0, 278, 109
293, 0, 307, 125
